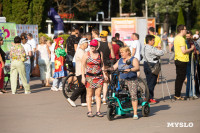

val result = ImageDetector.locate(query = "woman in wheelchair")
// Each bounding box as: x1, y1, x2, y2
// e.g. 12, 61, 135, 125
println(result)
107, 46, 140, 119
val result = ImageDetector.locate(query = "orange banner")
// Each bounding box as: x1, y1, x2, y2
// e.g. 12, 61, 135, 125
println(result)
112, 18, 136, 41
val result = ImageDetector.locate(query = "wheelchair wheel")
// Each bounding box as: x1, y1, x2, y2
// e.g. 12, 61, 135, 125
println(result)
142, 103, 150, 117
62, 74, 79, 99
107, 105, 116, 121
137, 77, 149, 102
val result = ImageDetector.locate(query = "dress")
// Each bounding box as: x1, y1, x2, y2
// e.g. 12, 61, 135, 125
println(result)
85, 52, 103, 89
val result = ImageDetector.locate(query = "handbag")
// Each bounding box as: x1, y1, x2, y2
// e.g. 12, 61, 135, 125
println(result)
31, 64, 40, 77
144, 46, 161, 75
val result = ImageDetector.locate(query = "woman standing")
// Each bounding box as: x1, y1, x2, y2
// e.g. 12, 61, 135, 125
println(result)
143, 35, 164, 103
82, 39, 108, 117
108, 46, 140, 119
0, 36, 6, 94
10, 36, 30, 94
36, 36, 51, 87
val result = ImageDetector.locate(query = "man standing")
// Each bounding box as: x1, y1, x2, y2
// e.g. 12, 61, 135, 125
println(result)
131, 33, 141, 61
92, 29, 101, 41
98, 30, 115, 104
115, 33, 124, 47
174, 25, 194, 100
162, 31, 168, 52
27, 33, 37, 72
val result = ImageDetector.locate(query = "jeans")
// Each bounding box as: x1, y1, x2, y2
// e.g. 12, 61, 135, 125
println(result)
70, 75, 86, 103
51, 62, 55, 77
175, 60, 188, 97
19, 63, 31, 84
52, 78, 62, 88
144, 62, 158, 99
186, 61, 196, 97
163, 41, 167, 52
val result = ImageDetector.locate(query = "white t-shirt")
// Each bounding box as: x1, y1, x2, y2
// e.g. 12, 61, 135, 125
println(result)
21, 43, 32, 64
27, 38, 37, 52
37, 44, 49, 60
50, 43, 55, 62
125, 40, 134, 53
168, 37, 174, 45
132, 40, 141, 61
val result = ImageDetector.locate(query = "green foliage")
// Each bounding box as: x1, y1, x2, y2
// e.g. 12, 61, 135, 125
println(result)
27, 0, 46, 31
177, 8, 185, 27
58, 34, 70, 48
2, 0, 12, 22
39, 33, 52, 42
11, 0, 29, 24
148, 0, 190, 14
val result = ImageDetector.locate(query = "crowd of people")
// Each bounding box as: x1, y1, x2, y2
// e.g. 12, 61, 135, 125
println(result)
0, 25, 200, 119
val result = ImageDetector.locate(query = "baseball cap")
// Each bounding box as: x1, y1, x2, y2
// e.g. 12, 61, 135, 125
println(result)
100, 30, 108, 37
90, 39, 98, 47
79, 38, 88, 45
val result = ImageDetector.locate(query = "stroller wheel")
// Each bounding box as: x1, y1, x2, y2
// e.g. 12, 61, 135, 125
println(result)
107, 105, 116, 121
142, 103, 150, 117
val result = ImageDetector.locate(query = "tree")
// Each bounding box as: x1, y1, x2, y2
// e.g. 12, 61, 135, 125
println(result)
148, 0, 190, 32
193, 0, 200, 28
177, 8, 185, 27
11, 0, 29, 24
2, 0, 12, 21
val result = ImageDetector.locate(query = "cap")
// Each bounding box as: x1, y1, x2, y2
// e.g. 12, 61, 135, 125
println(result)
90, 39, 98, 47
100, 30, 108, 37
79, 38, 88, 45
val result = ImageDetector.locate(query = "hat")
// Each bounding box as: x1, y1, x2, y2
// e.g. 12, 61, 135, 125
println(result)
100, 30, 108, 37
79, 38, 88, 45
90, 39, 98, 47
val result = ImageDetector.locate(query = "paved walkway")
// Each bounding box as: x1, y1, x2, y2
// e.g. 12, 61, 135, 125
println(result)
0, 55, 200, 133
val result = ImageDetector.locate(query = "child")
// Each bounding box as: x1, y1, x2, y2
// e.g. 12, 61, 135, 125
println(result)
51, 37, 67, 91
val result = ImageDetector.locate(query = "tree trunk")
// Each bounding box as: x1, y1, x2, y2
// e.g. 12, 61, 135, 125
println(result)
163, 13, 169, 33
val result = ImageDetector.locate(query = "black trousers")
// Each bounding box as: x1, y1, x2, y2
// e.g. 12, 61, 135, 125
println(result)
144, 62, 158, 99
175, 60, 188, 97
70, 75, 86, 103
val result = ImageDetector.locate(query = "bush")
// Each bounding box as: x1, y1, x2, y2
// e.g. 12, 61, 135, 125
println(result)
38, 33, 53, 42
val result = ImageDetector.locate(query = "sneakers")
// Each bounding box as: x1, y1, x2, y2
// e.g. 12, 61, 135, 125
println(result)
58, 87, 62, 91
67, 98, 76, 107
81, 103, 87, 107
149, 99, 157, 103
25, 91, 31, 94
51, 87, 58, 91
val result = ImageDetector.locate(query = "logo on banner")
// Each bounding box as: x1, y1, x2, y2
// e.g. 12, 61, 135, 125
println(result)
0, 26, 10, 39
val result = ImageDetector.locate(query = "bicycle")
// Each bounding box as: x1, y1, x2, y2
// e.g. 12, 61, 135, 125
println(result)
62, 59, 79, 99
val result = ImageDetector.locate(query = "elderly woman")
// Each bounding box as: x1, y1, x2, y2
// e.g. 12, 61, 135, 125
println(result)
10, 36, 30, 94
143, 35, 164, 103
108, 46, 140, 120
67, 38, 88, 107
82, 39, 108, 117
36, 36, 51, 87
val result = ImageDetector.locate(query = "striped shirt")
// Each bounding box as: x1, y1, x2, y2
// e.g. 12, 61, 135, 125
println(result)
143, 44, 164, 63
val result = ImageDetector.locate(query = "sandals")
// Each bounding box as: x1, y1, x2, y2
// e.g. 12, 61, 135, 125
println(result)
45, 84, 51, 87
1, 89, 7, 93
87, 111, 94, 118
133, 115, 139, 120
96, 112, 104, 117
